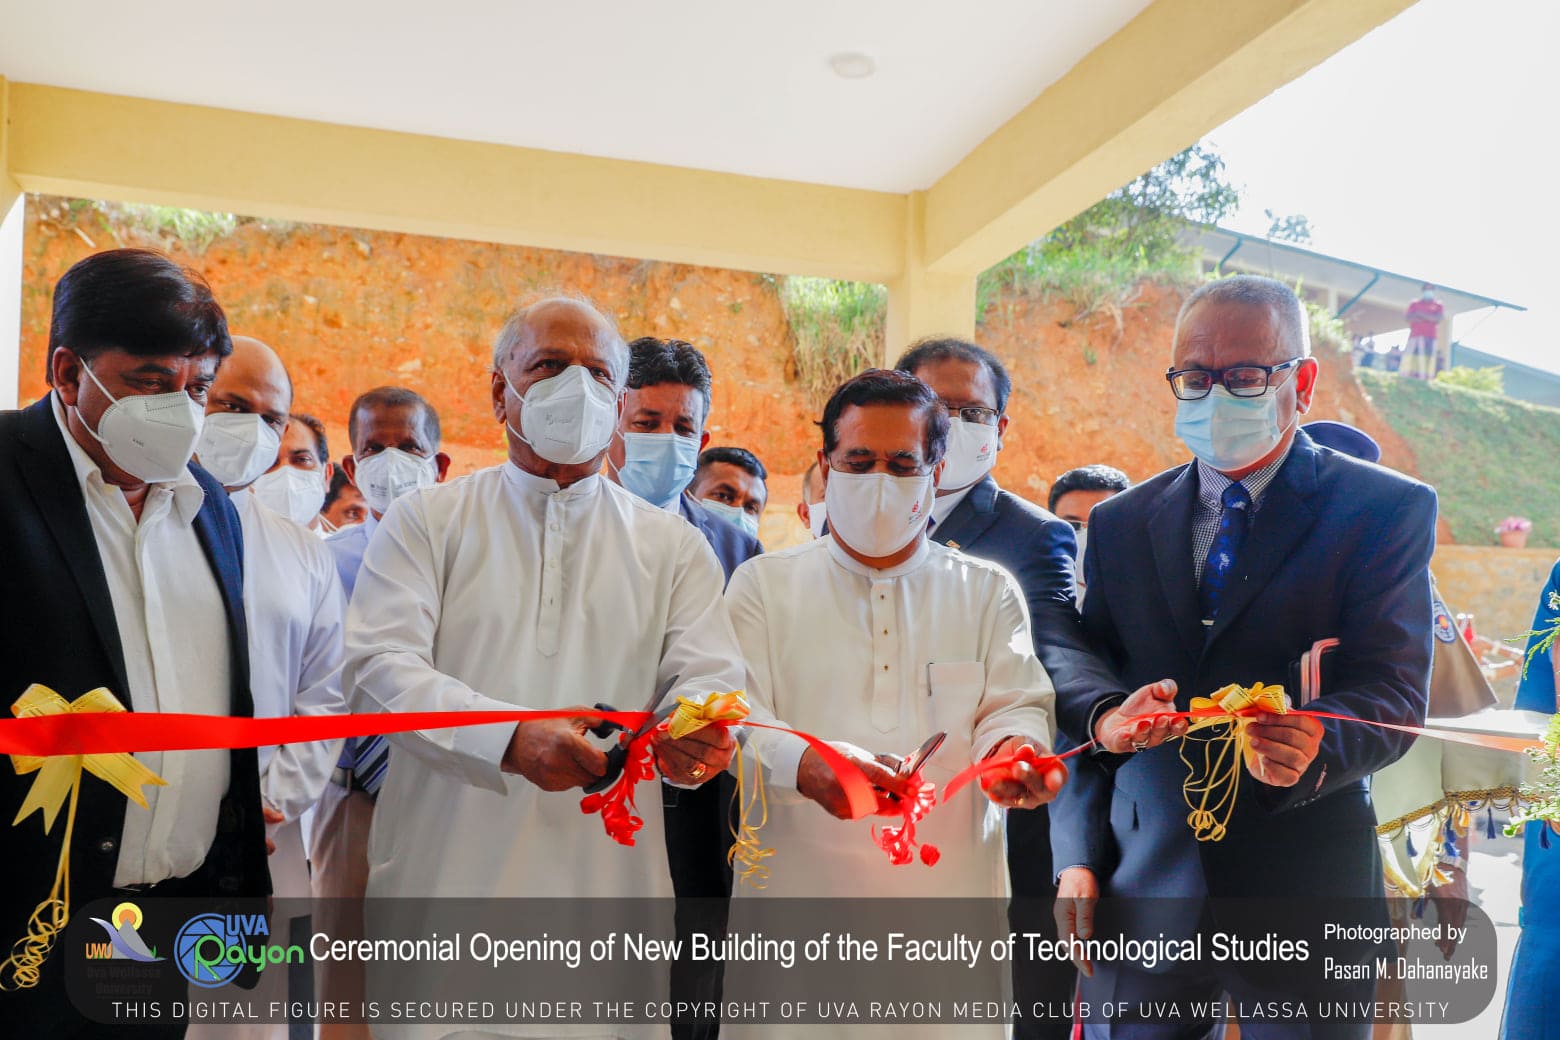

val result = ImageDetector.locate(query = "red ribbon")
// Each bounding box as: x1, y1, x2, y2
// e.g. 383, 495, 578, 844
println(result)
0, 709, 885, 846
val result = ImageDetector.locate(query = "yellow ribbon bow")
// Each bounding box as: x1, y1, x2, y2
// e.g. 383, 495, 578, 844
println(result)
2, 685, 166, 990
664, 691, 774, 888
1180, 682, 1289, 843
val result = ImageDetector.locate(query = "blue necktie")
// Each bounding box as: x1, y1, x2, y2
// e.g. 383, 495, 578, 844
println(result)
1199, 481, 1251, 623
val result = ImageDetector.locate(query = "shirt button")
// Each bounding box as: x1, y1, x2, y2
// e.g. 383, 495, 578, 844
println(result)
549, 522, 561, 532
883, 664, 889, 671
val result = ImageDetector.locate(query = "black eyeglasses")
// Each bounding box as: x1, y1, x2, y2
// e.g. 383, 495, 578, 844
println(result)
942, 404, 1000, 426
1165, 358, 1302, 401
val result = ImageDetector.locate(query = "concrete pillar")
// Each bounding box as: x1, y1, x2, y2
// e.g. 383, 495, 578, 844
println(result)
0, 193, 22, 410
0, 78, 23, 409
884, 192, 976, 365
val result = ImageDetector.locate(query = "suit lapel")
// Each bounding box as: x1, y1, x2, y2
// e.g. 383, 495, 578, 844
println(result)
1205, 439, 1321, 648
1147, 464, 1205, 657
14, 397, 133, 704
931, 476, 998, 550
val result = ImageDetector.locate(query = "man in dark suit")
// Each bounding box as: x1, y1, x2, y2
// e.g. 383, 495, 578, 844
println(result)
604, 335, 760, 1039
1049, 276, 1435, 1038
0, 249, 270, 1036
897, 338, 1142, 1040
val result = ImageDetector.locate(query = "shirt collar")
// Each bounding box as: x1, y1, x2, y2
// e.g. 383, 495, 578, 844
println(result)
502, 460, 602, 500
929, 484, 975, 528
1196, 441, 1292, 509
51, 391, 206, 524
825, 531, 932, 579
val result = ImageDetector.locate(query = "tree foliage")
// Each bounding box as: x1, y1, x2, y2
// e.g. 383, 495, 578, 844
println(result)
978, 143, 1242, 323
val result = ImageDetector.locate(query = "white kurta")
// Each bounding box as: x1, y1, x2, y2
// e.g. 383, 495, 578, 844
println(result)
233, 490, 348, 892
342, 465, 746, 1040
732, 536, 1055, 901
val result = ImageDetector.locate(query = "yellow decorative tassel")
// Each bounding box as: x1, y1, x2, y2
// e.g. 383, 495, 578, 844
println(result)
662, 691, 773, 888
2, 685, 166, 990
1180, 682, 1289, 843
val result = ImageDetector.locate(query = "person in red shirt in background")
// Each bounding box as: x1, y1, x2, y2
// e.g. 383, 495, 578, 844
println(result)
1402, 283, 1445, 380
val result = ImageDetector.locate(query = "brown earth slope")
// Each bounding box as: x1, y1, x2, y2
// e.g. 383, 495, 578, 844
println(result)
17, 197, 1431, 547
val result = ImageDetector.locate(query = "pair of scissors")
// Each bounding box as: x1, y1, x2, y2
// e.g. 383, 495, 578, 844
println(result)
880, 731, 946, 799
583, 674, 680, 795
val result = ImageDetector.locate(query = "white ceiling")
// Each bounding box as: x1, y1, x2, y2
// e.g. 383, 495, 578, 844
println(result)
0, 0, 1151, 193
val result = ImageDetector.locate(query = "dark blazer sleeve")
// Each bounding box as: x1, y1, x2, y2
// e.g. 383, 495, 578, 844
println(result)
1014, 508, 1132, 744
1046, 731, 1116, 877
1257, 480, 1437, 812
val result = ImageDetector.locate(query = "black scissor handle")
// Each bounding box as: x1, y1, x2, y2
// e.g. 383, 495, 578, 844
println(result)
588, 702, 627, 739
582, 744, 629, 795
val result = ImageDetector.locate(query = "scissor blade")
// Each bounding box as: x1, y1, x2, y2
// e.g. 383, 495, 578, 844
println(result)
631, 674, 681, 737
899, 732, 947, 776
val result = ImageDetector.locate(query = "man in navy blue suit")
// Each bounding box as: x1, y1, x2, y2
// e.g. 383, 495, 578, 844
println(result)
1049, 276, 1436, 1038
897, 338, 1148, 1040
0, 250, 269, 1036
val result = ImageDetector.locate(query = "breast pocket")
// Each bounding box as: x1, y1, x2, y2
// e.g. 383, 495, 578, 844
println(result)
925, 660, 985, 771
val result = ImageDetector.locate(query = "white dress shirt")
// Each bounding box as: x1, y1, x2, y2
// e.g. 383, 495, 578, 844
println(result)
232, 490, 347, 898
730, 536, 1055, 901
928, 483, 975, 531
343, 463, 747, 900
50, 394, 230, 888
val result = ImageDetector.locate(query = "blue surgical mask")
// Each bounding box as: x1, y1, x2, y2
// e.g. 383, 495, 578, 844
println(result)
702, 498, 760, 540
1174, 386, 1294, 473
615, 432, 699, 508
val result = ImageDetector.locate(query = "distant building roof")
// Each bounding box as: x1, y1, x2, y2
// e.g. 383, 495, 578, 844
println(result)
1450, 344, 1560, 409
1183, 225, 1525, 338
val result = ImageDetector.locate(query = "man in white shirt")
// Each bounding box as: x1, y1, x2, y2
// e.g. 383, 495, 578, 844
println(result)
0, 248, 269, 1036
341, 297, 745, 1039
188, 336, 348, 1036
726, 369, 1063, 1039
733, 369, 1063, 891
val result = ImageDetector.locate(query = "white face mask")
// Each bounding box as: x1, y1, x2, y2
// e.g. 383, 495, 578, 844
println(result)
505, 366, 619, 466
252, 465, 327, 526
355, 448, 437, 515
824, 470, 934, 558
77, 362, 206, 483
805, 500, 828, 539
701, 498, 760, 540
196, 412, 281, 489
939, 419, 999, 491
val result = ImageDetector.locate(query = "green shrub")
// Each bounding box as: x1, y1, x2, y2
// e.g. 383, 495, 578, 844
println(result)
780, 277, 886, 407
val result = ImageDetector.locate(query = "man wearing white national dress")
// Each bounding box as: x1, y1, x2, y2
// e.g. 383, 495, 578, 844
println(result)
342, 297, 744, 1040
727, 370, 1067, 1039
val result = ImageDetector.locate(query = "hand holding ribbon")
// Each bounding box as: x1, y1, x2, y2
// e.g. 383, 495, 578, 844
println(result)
797, 742, 902, 820
977, 737, 1067, 810
1093, 679, 1185, 754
